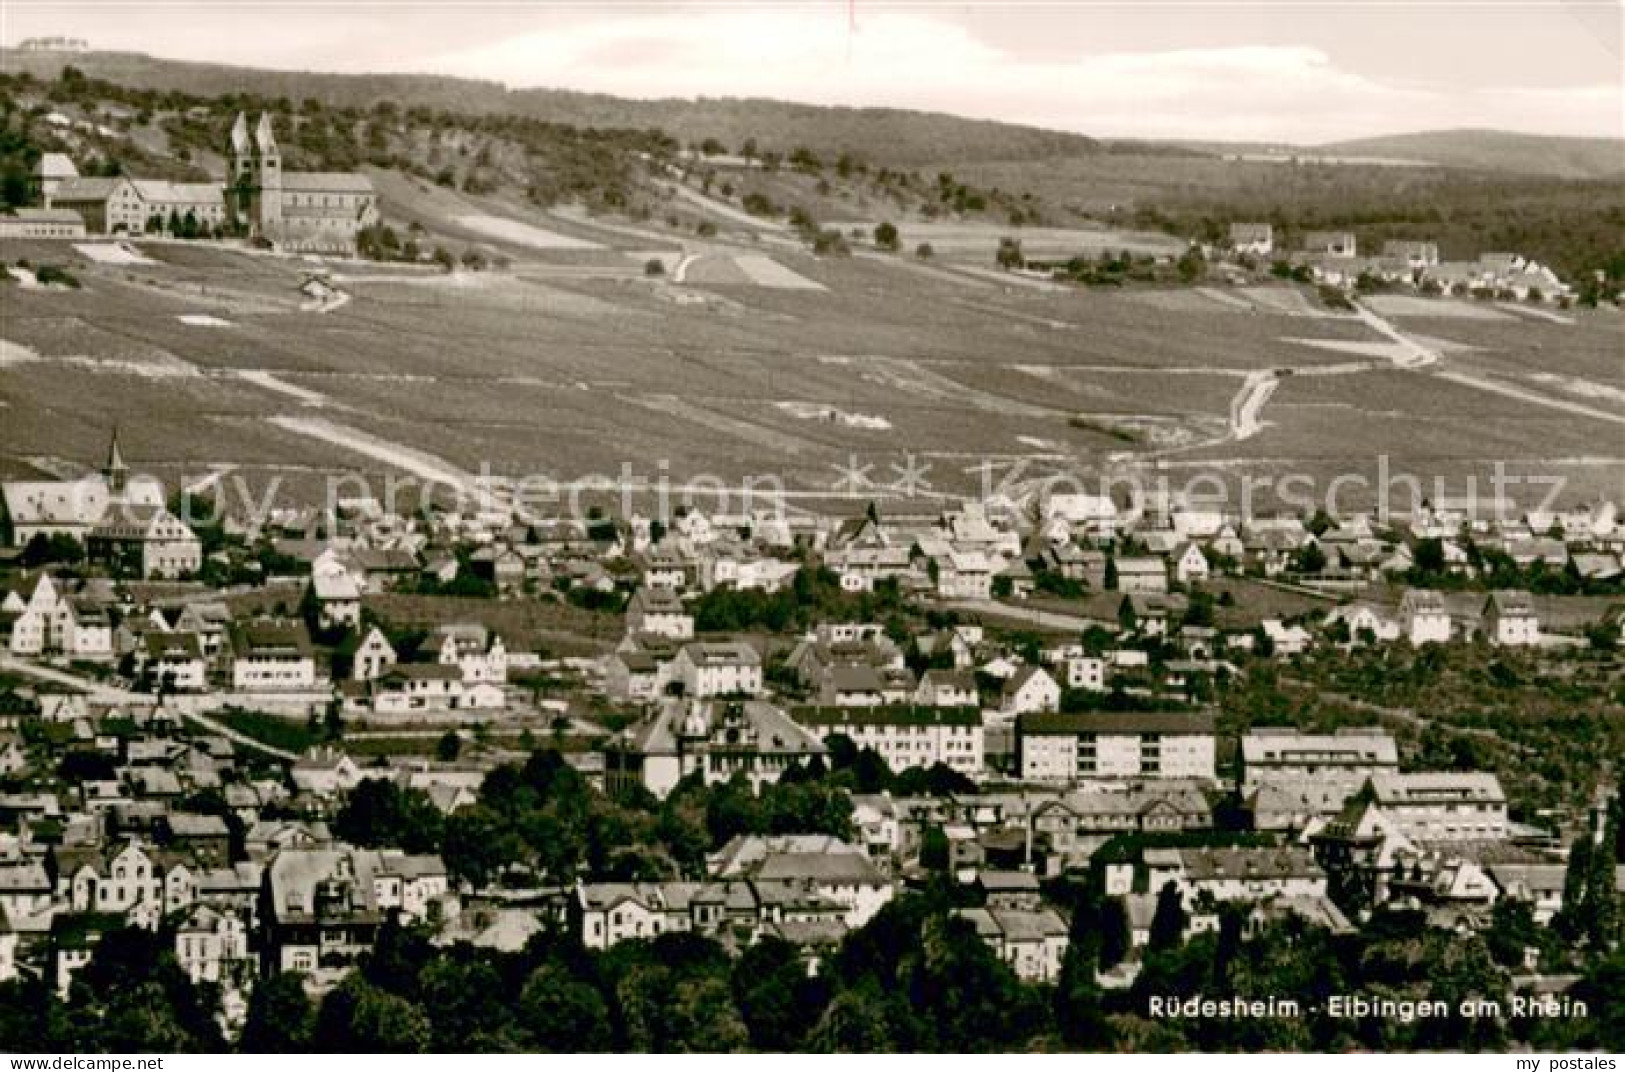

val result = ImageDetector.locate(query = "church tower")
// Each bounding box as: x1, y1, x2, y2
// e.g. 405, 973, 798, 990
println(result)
103, 427, 128, 496
253, 113, 283, 238
229, 112, 256, 234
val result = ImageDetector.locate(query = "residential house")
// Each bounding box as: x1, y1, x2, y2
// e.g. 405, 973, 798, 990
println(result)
604, 698, 825, 799
351, 627, 397, 683
1302, 231, 1357, 257
1381, 240, 1440, 268
310, 563, 363, 631
1171, 542, 1210, 585
1228, 222, 1274, 257
1325, 602, 1400, 644
625, 587, 694, 639
604, 643, 670, 703
1487, 863, 1569, 924
672, 640, 763, 698
428, 624, 507, 685
934, 550, 993, 601
709, 834, 893, 928
953, 907, 1069, 982
916, 669, 978, 708
174, 903, 251, 984
1399, 589, 1452, 645
1001, 666, 1061, 717
140, 633, 207, 692
1115, 557, 1168, 595
230, 620, 317, 693
1484, 590, 1540, 647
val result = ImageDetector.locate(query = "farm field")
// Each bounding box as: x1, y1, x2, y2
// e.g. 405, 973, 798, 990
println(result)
3, 226, 1620, 520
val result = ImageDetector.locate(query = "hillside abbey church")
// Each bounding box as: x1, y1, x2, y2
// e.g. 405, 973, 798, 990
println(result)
39, 112, 376, 254
226, 112, 378, 252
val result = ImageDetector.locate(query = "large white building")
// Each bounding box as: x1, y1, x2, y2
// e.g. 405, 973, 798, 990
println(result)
1365, 773, 1509, 842
1, 430, 166, 548
1017, 710, 1217, 783
1239, 727, 1398, 794
86, 504, 202, 579
230, 620, 318, 693
793, 705, 984, 777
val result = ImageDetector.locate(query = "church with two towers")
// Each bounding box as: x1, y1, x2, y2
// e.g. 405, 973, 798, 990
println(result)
227, 112, 379, 253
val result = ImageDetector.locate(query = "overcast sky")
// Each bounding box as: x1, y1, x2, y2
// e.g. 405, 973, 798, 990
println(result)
3, 1, 1621, 142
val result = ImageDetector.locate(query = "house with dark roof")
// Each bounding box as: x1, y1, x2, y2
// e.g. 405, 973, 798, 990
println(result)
625, 586, 694, 639
953, 906, 1069, 981
263, 847, 450, 972
1483, 590, 1540, 647
672, 640, 763, 698
138, 632, 207, 692
604, 698, 826, 798
229, 620, 317, 693
708, 834, 892, 927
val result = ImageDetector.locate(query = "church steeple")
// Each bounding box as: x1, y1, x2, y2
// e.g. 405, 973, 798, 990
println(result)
253, 112, 279, 157
104, 426, 128, 494
230, 111, 251, 156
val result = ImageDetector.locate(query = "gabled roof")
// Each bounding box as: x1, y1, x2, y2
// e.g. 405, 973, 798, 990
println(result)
1484, 590, 1536, 617
144, 631, 202, 659
281, 172, 375, 194
231, 620, 313, 658
37, 152, 78, 180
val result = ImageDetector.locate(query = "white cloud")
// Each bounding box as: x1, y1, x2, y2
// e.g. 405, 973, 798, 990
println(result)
426, 10, 1621, 142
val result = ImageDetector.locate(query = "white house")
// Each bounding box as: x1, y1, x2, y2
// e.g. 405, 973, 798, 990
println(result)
352, 626, 398, 682
915, 669, 978, 708
1115, 557, 1168, 595
953, 907, 1069, 983
1171, 542, 1210, 585
673, 641, 763, 698
1001, 666, 1061, 716
625, 587, 694, 639
230, 620, 317, 693
1399, 589, 1452, 645
1229, 222, 1274, 257
794, 705, 984, 777
1483, 591, 1540, 647
429, 624, 507, 685
1064, 656, 1106, 692
936, 550, 993, 600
